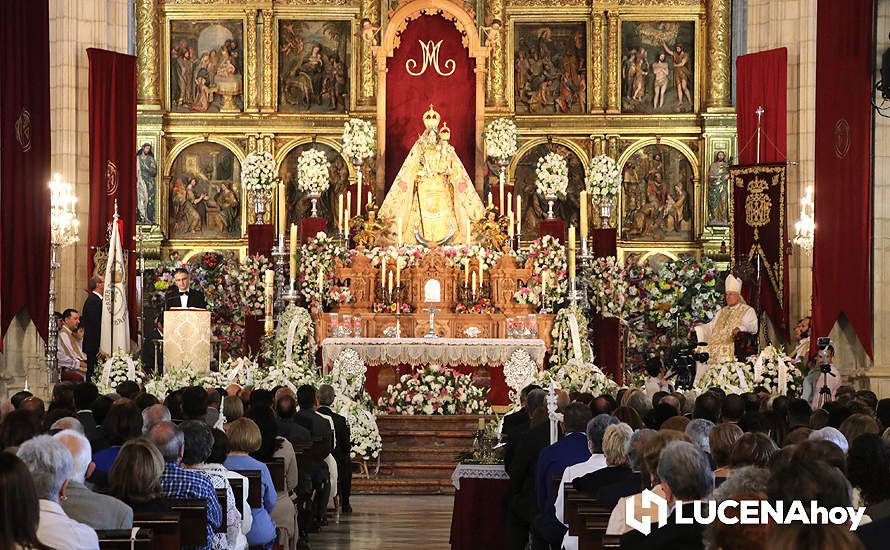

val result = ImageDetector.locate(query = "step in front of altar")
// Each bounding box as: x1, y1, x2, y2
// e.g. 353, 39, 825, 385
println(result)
353, 414, 495, 495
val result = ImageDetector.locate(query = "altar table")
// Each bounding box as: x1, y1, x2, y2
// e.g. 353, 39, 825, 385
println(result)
321, 337, 546, 406
450, 463, 509, 550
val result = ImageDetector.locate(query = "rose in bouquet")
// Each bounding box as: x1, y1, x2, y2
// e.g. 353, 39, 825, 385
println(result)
377, 365, 491, 415
535, 152, 569, 198
342, 118, 377, 162
333, 394, 382, 460
297, 148, 331, 195
549, 305, 594, 368
255, 359, 323, 394
441, 243, 506, 271
228, 254, 273, 317
585, 155, 621, 198
218, 356, 260, 387
299, 232, 352, 309
483, 118, 519, 161
513, 236, 568, 305
241, 151, 278, 192
585, 256, 638, 322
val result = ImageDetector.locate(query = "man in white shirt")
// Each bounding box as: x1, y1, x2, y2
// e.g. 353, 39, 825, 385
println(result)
57, 308, 87, 381
802, 344, 842, 409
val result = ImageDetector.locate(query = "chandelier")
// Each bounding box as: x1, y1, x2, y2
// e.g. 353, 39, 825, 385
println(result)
792, 185, 814, 251
50, 173, 79, 246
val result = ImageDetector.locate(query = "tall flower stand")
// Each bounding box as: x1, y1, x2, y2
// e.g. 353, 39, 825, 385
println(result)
589, 228, 622, 384
248, 224, 275, 256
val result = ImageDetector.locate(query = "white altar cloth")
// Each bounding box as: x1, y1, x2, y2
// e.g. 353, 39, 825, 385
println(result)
451, 463, 509, 490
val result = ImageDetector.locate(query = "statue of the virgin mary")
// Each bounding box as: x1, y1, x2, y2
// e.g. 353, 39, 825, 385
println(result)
378, 105, 485, 246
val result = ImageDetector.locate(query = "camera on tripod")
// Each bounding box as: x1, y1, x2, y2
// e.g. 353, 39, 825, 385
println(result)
817, 336, 833, 373
664, 344, 709, 390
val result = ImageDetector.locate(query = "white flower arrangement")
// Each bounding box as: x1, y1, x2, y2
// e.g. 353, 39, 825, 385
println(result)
377, 365, 491, 415
535, 152, 569, 198
483, 118, 519, 161
341, 118, 377, 162
262, 304, 317, 368
98, 351, 143, 395
299, 232, 353, 309
143, 368, 210, 400
441, 243, 507, 271
333, 394, 382, 460
586, 155, 621, 198
241, 151, 278, 192
331, 348, 368, 401
694, 360, 754, 395
586, 256, 637, 322
219, 356, 260, 387
549, 306, 594, 368
504, 350, 538, 401
361, 245, 429, 270
255, 360, 322, 394
752, 345, 804, 397
296, 148, 331, 195
228, 254, 273, 317
537, 358, 619, 397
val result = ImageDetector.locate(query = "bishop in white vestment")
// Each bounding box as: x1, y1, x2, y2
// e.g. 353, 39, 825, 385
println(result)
693, 274, 758, 383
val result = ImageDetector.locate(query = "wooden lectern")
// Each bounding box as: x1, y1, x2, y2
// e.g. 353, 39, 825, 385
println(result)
163, 309, 211, 373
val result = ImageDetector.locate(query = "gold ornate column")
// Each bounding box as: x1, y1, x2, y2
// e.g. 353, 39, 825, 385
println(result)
605, 10, 620, 114
485, 0, 507, 108
591, 11, 605, 113
706, 0, 732, 110
136, 0, 160, 106
262, 9, 274, 112
245, 9, 259, 111
591, 135, 605, 156
607, 135, 619, 159
359, 0, 380, 106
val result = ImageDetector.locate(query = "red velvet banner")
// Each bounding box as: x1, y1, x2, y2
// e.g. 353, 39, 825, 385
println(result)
87, 49, 137, 335
0, 0, 51, 343
385, 14, 475, 188
811, 0, 873, 357
735, 48, 789, 338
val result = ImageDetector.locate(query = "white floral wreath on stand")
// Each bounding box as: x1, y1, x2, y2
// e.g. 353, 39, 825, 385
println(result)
331, 348, 368, 401
98, 351, 143, 395
503, 349, 538, 406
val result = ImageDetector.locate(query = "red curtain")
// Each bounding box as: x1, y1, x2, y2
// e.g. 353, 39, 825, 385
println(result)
385, 14, 475, 188
811, 0, 873, 357
735, 48, 789, 338
0, 0, 51, 343
87, 49, 137, 335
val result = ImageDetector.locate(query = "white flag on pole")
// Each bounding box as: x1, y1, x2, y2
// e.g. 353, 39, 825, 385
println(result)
100, 207, 130, 355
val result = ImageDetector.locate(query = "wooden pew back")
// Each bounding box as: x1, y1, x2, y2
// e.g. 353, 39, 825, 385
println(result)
168, 498, 208, 547
132, 512, 180, 550
95, 528, 153, 550
234, 469, 262, 508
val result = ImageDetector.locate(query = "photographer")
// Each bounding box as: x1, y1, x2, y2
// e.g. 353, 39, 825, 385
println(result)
802, 343, 842, 409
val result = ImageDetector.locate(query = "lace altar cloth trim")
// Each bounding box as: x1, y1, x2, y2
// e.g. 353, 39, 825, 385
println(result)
321, 337, 547, 371
451, 463, 509, 489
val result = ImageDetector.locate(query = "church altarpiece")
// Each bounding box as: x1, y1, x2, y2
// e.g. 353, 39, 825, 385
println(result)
135, 0, 735, 271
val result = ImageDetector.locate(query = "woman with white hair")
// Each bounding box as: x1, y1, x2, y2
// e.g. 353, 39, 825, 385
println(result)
16, 434, 99, 550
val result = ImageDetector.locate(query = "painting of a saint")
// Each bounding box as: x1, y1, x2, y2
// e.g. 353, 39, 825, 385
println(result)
168, 143, 241, 239
278, 20, 350, 113
279, 143, 349, 229
514, 23, 587, 114
513, 143, 585, 233
137, 143, 157, 224
621, 144, 694, 242
707, 150, 730, 226
621, 21, 695, 114
169, 20, 244, 113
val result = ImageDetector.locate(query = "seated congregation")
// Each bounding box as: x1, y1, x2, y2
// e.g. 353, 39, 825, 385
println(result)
0, 380, 352, 550
501, 383, 890, 550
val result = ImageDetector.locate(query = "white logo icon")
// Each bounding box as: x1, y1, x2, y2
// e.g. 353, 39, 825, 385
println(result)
626, 489, 669, 535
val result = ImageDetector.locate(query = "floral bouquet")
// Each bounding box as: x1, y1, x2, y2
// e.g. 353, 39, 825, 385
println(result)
504, 349, 539, 402
535, 152, 569, 198
694, 360, 754, 395
362, 245, 429, 270
218, 356, 260, 387
255, 359, 322, 394
229, 254, 272, 317
441, 243, 506, 271
455, 297, 496, 315
330, 348, 368, 401
752, 345, 804, 397
143, 367, 212, 400
549, 305, 594, 368
537, 358, 618, 397
377, 365, 491, 415
372, 301, 414, 314
585, 256, 637, 322
513, 236, 567, 305
299, 232, 352, 309
585, 155, 622, 198
342, 118, 377, 162
98, 351, 143, 395
483, 118, 519, 161
334, 394, 382, 460
296, 148, 331, 195
241, 151, 278, 192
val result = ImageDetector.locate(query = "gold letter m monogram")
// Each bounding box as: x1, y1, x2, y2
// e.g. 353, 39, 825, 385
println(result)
406, 40, 456, 77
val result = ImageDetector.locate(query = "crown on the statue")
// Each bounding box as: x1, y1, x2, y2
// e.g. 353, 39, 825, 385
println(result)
439, 122, 451, 141
423, 105, 441, 130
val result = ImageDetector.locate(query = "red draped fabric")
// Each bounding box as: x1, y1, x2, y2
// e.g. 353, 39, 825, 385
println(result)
0, 0, 51, 343
811, 0, 873, 357
385, 14, 475, 188
590, 229, 622, 384
735, 48, 789, 338
87, 49, 137, 335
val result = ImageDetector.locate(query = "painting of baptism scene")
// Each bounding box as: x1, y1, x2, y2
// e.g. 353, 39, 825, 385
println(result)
7, 0, 881, 549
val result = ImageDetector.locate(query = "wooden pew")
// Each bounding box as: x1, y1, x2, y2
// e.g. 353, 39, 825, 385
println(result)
602, 535, 621, 549
132, 512, 180, 550
215, 487, 228, 533
168, 498, 209, 547
95, 528, 153, 550
266, 457, 286, 493
563, 484, 612, 550
228, 476, 245, 516
234, 469, 263, 508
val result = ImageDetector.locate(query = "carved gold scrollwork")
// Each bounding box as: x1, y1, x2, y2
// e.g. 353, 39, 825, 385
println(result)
706, 0, 731, 109
485, 0, 506, 107
136, 0, 159, 105
246, 9, 258, 111
606, 11, 620, 113
262, 10, 274, 111
591, 11, 604, 112
360, 0, 379, 103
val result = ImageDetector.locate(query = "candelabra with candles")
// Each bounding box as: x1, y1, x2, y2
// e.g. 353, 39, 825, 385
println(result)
793, 185, 814, 252
47, 174, 80, 382
271, 232, 289, 315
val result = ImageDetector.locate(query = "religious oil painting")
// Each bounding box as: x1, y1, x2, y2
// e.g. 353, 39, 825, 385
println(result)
137, 142, 158, 225
278, 20, 351, 113
513, 143, 585, 233
620, 21, 695, 115
513, 22, 587, 114
169, 20, 244, 113
621, 144, 694, 242
279, 142, 349, 228
168, 143, 242, 239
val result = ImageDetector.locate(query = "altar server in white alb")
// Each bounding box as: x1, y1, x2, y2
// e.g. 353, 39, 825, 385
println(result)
693, 274, 758, 382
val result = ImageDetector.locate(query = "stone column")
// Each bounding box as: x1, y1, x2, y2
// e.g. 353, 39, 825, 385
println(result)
606, 10, 620, 113
135, 0, 159, 106
706, 0, 732, 109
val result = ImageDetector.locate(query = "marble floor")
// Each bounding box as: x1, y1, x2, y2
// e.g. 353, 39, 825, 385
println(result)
308, 495, 455, 549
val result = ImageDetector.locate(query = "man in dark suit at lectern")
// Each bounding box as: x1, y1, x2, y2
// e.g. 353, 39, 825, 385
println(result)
165, 267, 207, 310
